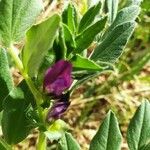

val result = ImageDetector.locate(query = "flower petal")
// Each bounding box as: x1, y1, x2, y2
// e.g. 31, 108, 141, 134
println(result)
47, 101, 70, 121
43, 60, 72, 96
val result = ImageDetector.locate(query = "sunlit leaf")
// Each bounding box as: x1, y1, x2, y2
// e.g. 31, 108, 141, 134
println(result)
76, 17, 107, 53
78, 1, 101, 33
62, 4, 78, 33
71, 54, 103, 71
0, 0, 43, 47
22, 14, 60, 77
91, 22, 136, 63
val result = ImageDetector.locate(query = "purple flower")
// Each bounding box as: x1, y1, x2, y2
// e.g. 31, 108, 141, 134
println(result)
47, 101, 70, 121
43, 60, 73, 96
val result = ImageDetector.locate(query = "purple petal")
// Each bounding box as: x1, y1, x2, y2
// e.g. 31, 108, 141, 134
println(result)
43, 60, 72, 96
47, 101, 70, 121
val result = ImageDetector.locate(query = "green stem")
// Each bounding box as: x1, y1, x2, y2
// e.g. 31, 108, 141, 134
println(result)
25, 76, 43, 105
37, 132, 46, 150
8, 45, 24, 73
25, 75, 44, 121
0, 137, 12, 150
8, 45, 43, 106
8, 45, 46, 148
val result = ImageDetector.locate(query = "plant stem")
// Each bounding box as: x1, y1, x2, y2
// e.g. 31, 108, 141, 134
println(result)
8, 45, 43, 106
8, 45, 46, 148
0, 137, 12, 150
37, 132, 46, 150
25, 75, 44, 121
8, 45, 24, 73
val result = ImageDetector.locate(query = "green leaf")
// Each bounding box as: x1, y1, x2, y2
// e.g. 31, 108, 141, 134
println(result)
127, 100, 150, 150
91, 22, 136, 63
110, 6, 140, 30
37, 51, 55, 86
103, 5, 140, 39
94, 4, 141, 63
72, 64, 113, 89
0, 0, 43, 47
71, 54, 103, 71
0, 137, 11, 150
127, 0, 143, 6
90, 111, 122, 150
104, 0, 118, 24
140, 143, 150, 150
0, 48, 14, 111
58, 132, 81, 150
62, 4, 78, 34
72, 72, 102, 90
78, 1, 101, 33
53, 26, 67, 61
75, 17, 107, 53
2, 80, 36, 144
45, 119, 68, 141
22, 14, 60, 77
63, 24, 76, 52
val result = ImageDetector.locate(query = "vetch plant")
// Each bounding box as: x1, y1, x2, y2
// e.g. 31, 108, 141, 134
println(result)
0, 0, 147, 149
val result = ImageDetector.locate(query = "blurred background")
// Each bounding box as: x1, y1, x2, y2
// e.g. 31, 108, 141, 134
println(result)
11, 0, 150, 149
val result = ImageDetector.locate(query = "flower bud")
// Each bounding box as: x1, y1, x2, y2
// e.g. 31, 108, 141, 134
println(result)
47, 101, 70, 121
43, 60, 72, 96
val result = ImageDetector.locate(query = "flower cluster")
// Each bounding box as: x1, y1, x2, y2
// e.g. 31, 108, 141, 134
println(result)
43, 60, 72, 121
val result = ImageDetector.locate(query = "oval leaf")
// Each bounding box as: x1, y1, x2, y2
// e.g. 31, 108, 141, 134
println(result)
127, 0, 143, 6
109, 5, 140, 31
104, 0, 119, 24
0, 48, 14, 111
2, 81, 36, 144
63, 24, 76, 51
90, 111, 122, 150
127, 100, 150, 150
45, 119, 68, 141
78, 1, 101, 33
91, 22, 136, 63
58, 132, 81, 150
102, 5, 140, 41
62, 4, 78, 34
53, 26, 67, 61
0, 0, 43, 47
22, 14, 60, 77
71, 54, 103, 71
75, 17, 107, 53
